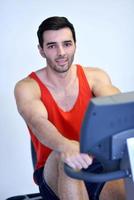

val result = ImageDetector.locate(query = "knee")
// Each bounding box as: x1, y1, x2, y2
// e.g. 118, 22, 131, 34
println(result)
100, 179, 126, 200
45, 151, 67, 177
45, 151, 63, 167
49, 151, 66, 174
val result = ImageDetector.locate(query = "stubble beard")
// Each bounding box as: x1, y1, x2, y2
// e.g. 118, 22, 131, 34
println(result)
47, 55, 74, 74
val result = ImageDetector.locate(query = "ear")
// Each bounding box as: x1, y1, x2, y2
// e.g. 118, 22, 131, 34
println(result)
38, 44, 46, 58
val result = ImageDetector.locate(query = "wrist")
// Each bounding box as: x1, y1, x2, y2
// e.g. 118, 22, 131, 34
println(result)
59, 137, 71, 153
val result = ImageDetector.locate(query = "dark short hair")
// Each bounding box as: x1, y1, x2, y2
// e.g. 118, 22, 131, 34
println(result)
37, 16, 76, 48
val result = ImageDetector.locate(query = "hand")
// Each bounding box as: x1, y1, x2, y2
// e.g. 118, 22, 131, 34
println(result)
61, 140, 93, 170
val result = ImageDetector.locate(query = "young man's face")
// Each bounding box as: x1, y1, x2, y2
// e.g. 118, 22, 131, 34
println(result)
39, 28, 76, 73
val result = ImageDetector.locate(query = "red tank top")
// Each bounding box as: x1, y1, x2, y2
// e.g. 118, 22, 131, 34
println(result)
28, 64, 92, 170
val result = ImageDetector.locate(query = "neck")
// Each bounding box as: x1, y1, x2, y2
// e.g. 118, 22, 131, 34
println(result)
45, 65, 76, 90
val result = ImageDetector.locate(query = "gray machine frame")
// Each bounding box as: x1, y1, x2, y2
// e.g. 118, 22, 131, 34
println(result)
65, 91, 134, 200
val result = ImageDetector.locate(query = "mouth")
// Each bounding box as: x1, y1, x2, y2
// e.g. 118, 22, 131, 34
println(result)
56, 58, 68, 66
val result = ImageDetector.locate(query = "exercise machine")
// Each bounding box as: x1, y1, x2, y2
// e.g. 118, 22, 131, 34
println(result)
65, 91, 134, 200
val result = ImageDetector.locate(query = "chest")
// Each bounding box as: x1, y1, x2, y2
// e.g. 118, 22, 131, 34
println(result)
49, 78, 79, 112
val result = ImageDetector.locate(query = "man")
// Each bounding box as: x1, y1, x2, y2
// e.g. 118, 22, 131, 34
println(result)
14, 16, 125, 200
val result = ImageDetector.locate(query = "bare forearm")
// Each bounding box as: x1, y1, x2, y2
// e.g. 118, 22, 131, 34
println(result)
27, 115, 70, 153
22, 112, 93, 170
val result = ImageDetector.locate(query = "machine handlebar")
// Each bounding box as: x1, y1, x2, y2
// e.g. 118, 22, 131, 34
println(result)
64, 163, 130, 182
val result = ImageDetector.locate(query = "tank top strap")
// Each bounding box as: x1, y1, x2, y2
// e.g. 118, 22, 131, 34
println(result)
77, 64, 91, 91
29, 71, 52, 98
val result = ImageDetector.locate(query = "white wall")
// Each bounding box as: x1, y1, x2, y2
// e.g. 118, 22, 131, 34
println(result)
1, 0, 134, 199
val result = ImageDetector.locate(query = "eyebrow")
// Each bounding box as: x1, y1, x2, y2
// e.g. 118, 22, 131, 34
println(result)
63, 40, 73, 43
46, 40, 73, 46
46, 42, 56, 46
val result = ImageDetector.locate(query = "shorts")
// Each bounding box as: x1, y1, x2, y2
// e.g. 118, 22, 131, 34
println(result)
34, 159, 105, 200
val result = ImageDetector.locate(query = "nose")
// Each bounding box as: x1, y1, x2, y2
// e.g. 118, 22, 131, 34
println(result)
57, 45, 65, 56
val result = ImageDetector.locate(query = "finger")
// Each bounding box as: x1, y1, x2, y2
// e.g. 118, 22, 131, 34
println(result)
81, 154, 93, 166
70, 159, 83, 170
73, 154, 93, 169
63, 153, 82, 169
68, 154, 88, 169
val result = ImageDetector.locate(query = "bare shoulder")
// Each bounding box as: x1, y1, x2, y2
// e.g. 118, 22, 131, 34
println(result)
14, 76, 48, 121
14, 77, 41, 102
83, 66, 108, 74
82, 66, 120, 96
83, 66, 111, 84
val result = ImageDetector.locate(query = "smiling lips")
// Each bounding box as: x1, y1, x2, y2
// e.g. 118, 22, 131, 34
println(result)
56, 58, 68, 66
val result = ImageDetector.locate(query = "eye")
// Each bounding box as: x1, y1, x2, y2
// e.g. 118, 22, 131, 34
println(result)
64, 42, 72, 47
47, 44, 56, 49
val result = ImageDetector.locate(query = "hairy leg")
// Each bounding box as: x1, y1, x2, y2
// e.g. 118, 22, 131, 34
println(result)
43, 151, 59, 196
43, 151, 90, 200
58, 160, 89, 200
100, 179, 126, 200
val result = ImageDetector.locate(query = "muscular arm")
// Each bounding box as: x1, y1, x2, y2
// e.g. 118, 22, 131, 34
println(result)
14, 78, 69, 152
14, 78, 92, 169
84, 67, 120, 97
